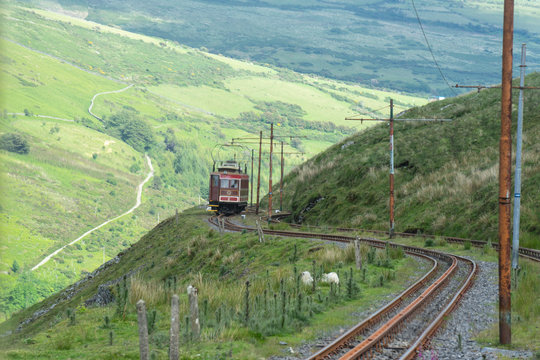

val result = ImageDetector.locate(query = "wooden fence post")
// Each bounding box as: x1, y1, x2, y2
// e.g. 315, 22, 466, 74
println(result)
354, 237, 362, 270
188, 285, 200, 339
137, 299, 149, 360
256, 219, 265, 243
170, 295, 179, 360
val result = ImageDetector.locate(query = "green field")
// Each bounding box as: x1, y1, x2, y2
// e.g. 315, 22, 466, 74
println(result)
42, 0, 540, 95
0, 2, 426, 319
0, 209, 428, 359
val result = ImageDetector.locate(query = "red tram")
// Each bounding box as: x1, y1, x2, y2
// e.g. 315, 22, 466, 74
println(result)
208, 160, 249, 214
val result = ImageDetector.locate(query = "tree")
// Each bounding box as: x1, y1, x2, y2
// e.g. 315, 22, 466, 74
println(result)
0, 133, 30, 154
11, 260, 19, 273
105, 111, 154, 152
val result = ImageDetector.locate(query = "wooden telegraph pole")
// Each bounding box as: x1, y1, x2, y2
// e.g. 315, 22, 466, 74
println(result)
346, 99, 451, 238
250, 149, 254, 208
256, 131, 263, 214
232, 131, 306, 216
268, 123, 274, 219
280, 141, 284, 212
389, 101, 395, 237
498, 0, 514, 345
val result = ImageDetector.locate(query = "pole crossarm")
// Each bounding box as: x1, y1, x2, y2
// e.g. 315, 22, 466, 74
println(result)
456, 84, 540, 90
229, 141, 274, 145
232, 135, 307, 141
345, 117, 452, 122
260, 152, 304, 155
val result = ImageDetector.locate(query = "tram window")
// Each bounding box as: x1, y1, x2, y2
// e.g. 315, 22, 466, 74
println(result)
212, 175, 219, 187
221, 179, 230, 188
230, 180, 238, 188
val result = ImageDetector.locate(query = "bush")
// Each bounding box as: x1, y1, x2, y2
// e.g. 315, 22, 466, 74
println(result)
11, 260, 19, 273
424, 239, 434, 247
0, 133, 29, 154
463, 241, 471, 250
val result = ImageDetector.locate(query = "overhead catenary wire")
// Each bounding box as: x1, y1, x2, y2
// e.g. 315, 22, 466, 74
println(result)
411, 0, 457, 96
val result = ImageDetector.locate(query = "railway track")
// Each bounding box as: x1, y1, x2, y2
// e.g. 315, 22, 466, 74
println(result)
209, 216, 480, 359
288, 223, 540, 263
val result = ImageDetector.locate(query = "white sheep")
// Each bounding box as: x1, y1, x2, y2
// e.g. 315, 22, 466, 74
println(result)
321, 272, 339, 284
301, 271, 313, 286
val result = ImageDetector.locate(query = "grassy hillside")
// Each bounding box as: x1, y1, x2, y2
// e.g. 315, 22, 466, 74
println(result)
35, 0, 540, 95
279, 73, 540, 249
0, 209, 426, 359
0, 2, 426, 319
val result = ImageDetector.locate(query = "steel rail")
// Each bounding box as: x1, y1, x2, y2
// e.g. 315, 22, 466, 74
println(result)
288, 224, 540, 262
339, 256, 459, 360
307, 253, 440, 360
210, 216, 478, 359
400, 259, 477, 359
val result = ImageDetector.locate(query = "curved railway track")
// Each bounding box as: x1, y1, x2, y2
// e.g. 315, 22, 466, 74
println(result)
208, 215, 538, 359
288, 223, 540, 263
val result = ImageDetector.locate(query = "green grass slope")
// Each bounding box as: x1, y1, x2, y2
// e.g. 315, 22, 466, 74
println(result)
37, 0, 540, 95
0, 2, 426, 319
0, 209, 424, 359
280, 73, 540, 249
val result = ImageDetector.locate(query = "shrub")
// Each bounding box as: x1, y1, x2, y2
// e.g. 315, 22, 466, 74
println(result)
424, 239, 434, 247
0, 133, 29, 154
129, 163, 141, 173
11, 260, 19, 273
463, 241, 471, 250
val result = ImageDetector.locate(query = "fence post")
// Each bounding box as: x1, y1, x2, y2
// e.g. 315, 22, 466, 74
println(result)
256, 219, 265, 242
137, 300, 149, 360
170, 295, 179, 360
175, 209, 178, 225
354, 237, 362, 270
188, 285, 200, 339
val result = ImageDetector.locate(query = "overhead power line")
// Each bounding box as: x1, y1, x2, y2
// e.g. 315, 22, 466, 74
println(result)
411, 0, 457, 96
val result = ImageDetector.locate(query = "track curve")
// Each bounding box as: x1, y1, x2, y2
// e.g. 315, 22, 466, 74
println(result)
209, 216, 477, 359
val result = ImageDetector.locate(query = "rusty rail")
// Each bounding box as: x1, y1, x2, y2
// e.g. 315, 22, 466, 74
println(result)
339, 256, 459, 360
288, 223, 540, 262
308, 253, 440, 360
210, 216, 478, 358
400, 259, 477, 359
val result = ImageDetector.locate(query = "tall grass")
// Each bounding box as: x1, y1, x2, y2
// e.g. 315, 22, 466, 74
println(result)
128, 276, 167, 306
513, 262, 540, 322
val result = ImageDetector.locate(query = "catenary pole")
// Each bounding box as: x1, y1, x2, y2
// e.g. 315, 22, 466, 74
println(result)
256, 131, 262, 214
346, 100, 451, 238
498, 0, 514, 345
268, 123, 274, 219
512, 43, 526, 271
389, 99, 395, 238
280, 141, 284, 212
251, 149, 254, 208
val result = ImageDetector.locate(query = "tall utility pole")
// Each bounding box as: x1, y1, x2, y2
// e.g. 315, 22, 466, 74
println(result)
268, 123, 274, 219
512, 43, 526, 271
346, 99, 451, 238
389, 100, 395, 237
250, 149, 254, 208
232, 132, 306, 215
256, 131, 262, 215
280, 141, 284, 212
498, 0, 514, 345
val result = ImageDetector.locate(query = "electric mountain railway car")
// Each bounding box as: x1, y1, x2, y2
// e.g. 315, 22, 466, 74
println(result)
208, 160, 249, 214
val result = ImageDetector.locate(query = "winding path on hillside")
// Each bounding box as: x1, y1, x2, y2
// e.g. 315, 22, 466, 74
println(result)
31, 154, 154, 271
88, 84, 134, 121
